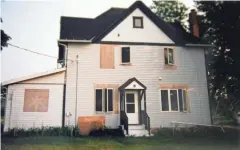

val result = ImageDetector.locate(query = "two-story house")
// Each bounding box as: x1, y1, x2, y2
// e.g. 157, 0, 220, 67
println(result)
3, 1, 212, 136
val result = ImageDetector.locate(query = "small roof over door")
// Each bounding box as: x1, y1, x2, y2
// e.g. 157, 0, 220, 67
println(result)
119, 77, 147, 91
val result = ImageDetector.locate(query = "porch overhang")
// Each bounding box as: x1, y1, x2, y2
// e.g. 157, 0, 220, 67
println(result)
118, 77, 147, 91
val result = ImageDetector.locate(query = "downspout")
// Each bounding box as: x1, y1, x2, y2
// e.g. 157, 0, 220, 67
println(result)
75, 55, 79, 126
204, 48, 213, 124
59, 43, 68, 127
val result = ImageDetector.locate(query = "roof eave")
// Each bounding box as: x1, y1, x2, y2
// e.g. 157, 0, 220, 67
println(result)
58, 39, 92, 43
2, 68, 66, 86
185, 43, 215, 47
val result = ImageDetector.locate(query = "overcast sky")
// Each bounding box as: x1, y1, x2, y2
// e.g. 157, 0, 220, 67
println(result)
1, 0, 194, 82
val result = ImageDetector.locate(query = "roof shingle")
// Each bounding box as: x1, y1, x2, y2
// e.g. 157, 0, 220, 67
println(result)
60, 1, 205, 45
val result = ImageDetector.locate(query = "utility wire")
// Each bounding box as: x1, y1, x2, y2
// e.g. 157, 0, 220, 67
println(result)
7, 43, 76, 62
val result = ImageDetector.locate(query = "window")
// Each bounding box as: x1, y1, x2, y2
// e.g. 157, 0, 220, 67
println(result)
126, 93, 135, 113
164, 48, 174, 65
161, 90, 169, 111
160, 89, 188, 112
95, 88, 114, 112
170, 90, 178, 111
121, 47, 130, 63
178, 89, 188, 112
133, 16, 143, 28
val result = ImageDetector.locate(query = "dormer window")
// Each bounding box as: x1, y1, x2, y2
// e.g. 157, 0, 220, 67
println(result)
133, 16, 143, 28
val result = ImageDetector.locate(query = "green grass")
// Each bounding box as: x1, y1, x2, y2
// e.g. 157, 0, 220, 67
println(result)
1, 135, 239, 150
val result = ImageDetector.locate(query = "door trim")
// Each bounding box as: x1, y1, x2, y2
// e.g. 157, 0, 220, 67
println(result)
125, 90, 139, 124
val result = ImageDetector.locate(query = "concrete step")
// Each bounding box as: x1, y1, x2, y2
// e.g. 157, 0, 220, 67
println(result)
128, 124, 145, 130
127, 129, 153, 137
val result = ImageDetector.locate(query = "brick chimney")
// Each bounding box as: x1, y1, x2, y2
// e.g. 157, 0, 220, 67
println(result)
189, 9, 199, 38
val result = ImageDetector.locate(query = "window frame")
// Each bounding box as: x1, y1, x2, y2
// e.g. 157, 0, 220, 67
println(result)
95, 88, 114, 113
181, 89, 188, 112
164, 48, 175, 65
95, 88, 103, 112
121, 47, 131, 64
159, 89, 180, 112
125, 93, 135, 113
106, 88, 114, 112
133, 16, 143, 28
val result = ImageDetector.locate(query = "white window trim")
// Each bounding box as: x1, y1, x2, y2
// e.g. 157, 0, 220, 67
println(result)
159, 89, 180, 112
165, 48, 175, 65
167, 48, 174, 65
121, 46, 131, 64
182, 89, 188, 112
95, 88, 114, 113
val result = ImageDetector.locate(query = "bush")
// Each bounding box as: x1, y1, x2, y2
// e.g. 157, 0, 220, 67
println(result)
89, 126, 124, 137
153, 126, 238, 140
2, 126, 81, 137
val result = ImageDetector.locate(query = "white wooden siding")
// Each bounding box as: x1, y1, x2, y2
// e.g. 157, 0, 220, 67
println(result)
102, 8, 174, 43
4, 72, 64, 131
65, 44, 211, 128
21, 71, 65, 84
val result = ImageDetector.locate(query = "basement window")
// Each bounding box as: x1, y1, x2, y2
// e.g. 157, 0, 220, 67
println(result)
133, 16, 143, 28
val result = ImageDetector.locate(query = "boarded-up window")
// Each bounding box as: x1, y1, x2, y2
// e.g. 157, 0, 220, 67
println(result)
100, 44, 114, 69
23, 89, 49, 112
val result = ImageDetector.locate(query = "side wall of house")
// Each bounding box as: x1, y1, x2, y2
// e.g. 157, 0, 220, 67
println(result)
65, 44, 211, 128
4, 72, 64, 131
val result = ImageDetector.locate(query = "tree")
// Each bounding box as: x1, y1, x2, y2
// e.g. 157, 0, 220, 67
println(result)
1, 18, 11, 50
196, 1, 240, 120
151, 0, 188, 27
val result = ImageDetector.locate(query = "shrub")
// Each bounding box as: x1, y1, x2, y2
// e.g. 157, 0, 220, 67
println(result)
89, 126, 124, 137
2, 126, 81, 137
153, 126, 238, 140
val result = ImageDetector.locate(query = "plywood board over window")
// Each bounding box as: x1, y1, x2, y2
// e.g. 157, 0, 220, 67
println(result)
23, 89, 49, 112
100, 44, 115, 69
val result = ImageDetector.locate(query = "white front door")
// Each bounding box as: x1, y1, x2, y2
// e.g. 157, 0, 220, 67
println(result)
125, 91, 139, 124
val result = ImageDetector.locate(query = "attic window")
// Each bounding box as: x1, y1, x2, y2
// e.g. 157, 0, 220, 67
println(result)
133, 17, 143, 28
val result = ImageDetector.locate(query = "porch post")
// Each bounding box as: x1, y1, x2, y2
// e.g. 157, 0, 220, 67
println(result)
119, 90, 122, 111
138, 90, 142, 124
144, 90, 146, 111
122, 90, 125, 111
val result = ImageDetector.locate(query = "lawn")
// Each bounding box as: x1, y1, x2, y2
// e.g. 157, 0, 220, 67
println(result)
1, 135, 239, 150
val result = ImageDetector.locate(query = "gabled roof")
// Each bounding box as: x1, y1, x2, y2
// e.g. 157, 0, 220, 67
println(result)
119, 77, 147, 91
2, 68, 66, 86
60, 8, 125, 41
60, 1, 206, 45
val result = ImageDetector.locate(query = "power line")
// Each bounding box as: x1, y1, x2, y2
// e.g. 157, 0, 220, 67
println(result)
7, 43, 75, 62
8, 43, 58, 59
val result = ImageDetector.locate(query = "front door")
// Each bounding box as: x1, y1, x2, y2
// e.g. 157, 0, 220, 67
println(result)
125, 91, 139, 124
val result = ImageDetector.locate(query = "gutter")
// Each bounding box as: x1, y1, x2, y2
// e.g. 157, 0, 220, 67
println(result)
185, 44, 215, 47
58, 39, 92, 43
58, 43, 68, 128
204, 48, 214, 125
